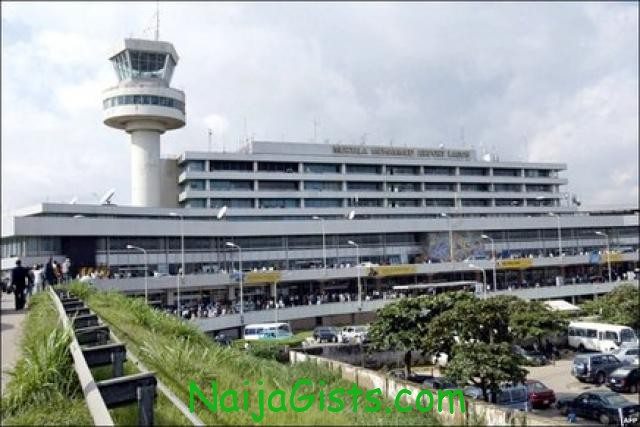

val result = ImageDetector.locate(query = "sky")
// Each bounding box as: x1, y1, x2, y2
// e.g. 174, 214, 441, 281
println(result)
1, 1, 638, 222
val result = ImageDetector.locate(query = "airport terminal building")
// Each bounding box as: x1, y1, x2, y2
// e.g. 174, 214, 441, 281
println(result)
2, 37, 638, 312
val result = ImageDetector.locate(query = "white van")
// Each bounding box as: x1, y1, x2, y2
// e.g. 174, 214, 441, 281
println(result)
568, 321, 638, 352
243, 323, 293, 341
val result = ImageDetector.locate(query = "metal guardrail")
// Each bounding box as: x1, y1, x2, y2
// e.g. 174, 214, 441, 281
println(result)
51, 287, 205, 426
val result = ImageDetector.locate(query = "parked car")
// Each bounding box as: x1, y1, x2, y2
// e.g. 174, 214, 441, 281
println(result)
422, 376, 458, 390
313, 326, 339, 343
340, 325, 369, 344
612, 345, 640, 366
388, 369, 432, 384
512, 345, 548, 366
525, 380, 556, 409
571, 353, 623, 384
607, 366, 640, 394
556, 390, 640, 425
463, 384, 530, 411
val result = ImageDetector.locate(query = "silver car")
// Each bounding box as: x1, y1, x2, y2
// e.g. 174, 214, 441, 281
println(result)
613, 345, 640, 366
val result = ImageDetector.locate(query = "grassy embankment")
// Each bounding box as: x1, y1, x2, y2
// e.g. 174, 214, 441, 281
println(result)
68, 282, 443, 425
0, 291, 192, 425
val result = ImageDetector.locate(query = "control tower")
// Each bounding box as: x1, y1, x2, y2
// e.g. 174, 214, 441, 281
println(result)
103, 38, 185, 207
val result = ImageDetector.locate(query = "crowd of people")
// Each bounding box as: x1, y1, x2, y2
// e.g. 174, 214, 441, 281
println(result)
7, 257, 72, 310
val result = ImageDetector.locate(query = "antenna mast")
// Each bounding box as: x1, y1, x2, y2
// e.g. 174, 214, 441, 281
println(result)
155, 1, 160, 41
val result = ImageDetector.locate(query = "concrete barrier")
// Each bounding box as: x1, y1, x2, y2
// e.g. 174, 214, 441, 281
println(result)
290, 350, 563, 426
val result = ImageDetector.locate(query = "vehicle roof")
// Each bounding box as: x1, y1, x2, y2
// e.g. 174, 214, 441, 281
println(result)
569, 321, 634, 330
244, 323, 290, 329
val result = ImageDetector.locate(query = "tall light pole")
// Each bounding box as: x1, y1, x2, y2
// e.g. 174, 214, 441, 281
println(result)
441, 212, 454, 262
548, 212, 564, 282
312, 216, 327, 270
168, 212, 185, 315
595, 231, 612, 283
468, 263, 487, 299
127, 244, 148, 304
481, 234, 496, 291
226, 242, 244, 324
348, 240, 362, 309
216, 205, 228, 272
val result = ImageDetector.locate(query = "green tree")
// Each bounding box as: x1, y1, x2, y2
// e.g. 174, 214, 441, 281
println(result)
445, 342, 528, 403
582, 284, 640, 330
508, 299, 569, 347
368, 291, 472, 376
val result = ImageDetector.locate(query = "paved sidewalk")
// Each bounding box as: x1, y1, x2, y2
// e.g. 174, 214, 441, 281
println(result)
1, 291, 26, 395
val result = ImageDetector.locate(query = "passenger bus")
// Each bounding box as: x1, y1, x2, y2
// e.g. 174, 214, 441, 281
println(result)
568, 321, 638, 353
243, 322, 293, 341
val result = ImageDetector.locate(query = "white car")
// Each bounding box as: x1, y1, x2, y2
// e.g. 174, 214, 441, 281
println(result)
340, 325, 369, 344
612, 345, 640, 366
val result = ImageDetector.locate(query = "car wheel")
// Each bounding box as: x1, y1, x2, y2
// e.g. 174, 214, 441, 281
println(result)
629, 383, 638, 394
599, 414, 610, 425
578, 344, 585, 353
595, 372, 606, 385
577, 377, 586, 383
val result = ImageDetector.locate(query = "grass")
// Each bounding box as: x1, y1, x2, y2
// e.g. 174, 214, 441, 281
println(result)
0, 292, 92, 425
66, 282, 442, 425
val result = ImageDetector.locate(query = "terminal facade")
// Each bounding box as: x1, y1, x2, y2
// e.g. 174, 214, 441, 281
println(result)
2, 37, 638, 309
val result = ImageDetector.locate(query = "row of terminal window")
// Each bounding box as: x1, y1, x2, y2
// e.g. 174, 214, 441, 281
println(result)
183, 180, 555, 193
103, 95, 185, 114
183, 160, 558, 178
181, 198, 559, 209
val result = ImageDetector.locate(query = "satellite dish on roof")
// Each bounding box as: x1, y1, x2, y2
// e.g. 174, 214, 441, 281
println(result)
217, 205, 228, 220
99, 188, 116, 205
69, 196, 78, 204
347, 210, 355, 220
439, 144, 445, 149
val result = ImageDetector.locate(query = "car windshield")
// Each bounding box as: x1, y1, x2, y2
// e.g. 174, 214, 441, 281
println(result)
612, 368, 632, 376
602, 394, 630, 407
620, 329, 637, 342
574, 356, 588, 364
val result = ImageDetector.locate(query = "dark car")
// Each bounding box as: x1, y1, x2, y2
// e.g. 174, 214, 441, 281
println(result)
388, 369, 433, 384
525, 380, 556, 409
557, 390, 640, 425
313, 326, 339, 343
513, 344, 547, 366
607, 366, 640, 394
422, 376, 458, 390
572, 353, 623, 384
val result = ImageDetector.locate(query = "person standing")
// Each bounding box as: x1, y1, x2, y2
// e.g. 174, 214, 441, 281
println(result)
44, 257, 55, 289
62, 257, 71, 283
11, 259, 30, 310
32, 264, 44, 294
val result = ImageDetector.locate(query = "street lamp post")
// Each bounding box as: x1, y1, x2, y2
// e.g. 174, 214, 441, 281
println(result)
595, 231, 612, 283
168, 212, 185, 315
441, 212, 454, 262
312, 216, 327, 270
126, 244, 148, 304
481, 234, 496, 291
548, 212, 563, 261
468, 263, 487, 299
226, 242, 244, 324
347, 240, 362, 309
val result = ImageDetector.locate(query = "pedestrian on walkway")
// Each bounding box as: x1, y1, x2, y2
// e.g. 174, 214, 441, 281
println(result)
62, 257, 71, 283
10, 259, 29, 310
44, 257, 55, 288
32, 264, 44, 294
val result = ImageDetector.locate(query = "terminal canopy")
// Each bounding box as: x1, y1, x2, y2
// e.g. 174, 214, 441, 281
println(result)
109, 38, 179, 84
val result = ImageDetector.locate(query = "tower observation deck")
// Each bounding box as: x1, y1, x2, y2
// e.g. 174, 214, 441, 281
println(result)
103, 38, 186, 207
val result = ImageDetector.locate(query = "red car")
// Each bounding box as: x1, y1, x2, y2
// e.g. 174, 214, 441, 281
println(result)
525, 380, 556, 408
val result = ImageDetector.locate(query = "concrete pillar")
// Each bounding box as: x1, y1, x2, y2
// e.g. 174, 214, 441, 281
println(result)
130, 128, 163, 207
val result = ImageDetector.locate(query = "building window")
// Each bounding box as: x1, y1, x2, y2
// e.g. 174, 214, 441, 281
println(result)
103, 94, 184, 113
425, 198, 455, 207
303, 163, 341, 174
495, 199, 522, 207
494, 184, 522, 192
305, 199, 342, 208
347, 198, 383, 207
461, 183, 490, 192
424, 183, 455, 191
210, 198, 254, 208
424, 166, 455, 175
185, 198, 207, 208
258, 162, 299, 173
526, 184, 552, 192
258, 181, 299, 191
387, 165, 419, 175
461, 199, 490, 207
259, 198, 300, 209
387, 182, 421, 192
389, 199, 420, 208
346, 164, 381, 174
186, 180, 206, 191
493, 168, 521, 177
346, 181, 382, 191
210, 160, 253, 172
524, 169, 552, 178
210, 180, 253, 191
459, 167, 488, 176
304, 181, 342, 192
184, 160, 205, 172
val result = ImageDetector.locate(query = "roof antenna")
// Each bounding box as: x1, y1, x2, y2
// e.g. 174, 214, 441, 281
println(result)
155, 1, 160, 41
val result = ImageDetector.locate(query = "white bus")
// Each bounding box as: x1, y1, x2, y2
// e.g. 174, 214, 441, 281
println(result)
243, 323, 293, 341
568, 321, 638, 353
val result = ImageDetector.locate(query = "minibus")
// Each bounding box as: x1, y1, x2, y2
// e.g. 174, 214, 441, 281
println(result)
243, 322, 293, 341
568, 321, 638, 353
